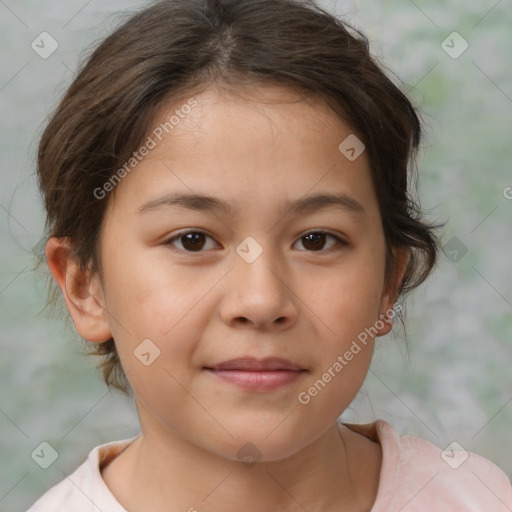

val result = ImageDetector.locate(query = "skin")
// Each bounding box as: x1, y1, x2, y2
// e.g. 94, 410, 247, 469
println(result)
46, 83, 407, 512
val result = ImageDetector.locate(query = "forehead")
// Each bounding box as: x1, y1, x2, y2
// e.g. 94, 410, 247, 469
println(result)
106, 83, 378, 221
149, 84, 350, 160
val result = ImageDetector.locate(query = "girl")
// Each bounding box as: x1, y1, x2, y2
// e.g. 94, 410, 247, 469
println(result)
28, 0, 511, 510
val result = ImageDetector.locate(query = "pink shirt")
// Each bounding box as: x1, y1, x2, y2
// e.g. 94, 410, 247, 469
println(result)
27, 419, 512, 511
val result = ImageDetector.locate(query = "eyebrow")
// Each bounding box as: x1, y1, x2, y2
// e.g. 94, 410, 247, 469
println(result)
138, 192, 365, 217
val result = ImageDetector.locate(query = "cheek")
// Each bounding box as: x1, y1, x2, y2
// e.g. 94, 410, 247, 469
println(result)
293, 265, 382, 431
309, 252, 386, 337
100, 247, 213, 378
104, 242, 201, 330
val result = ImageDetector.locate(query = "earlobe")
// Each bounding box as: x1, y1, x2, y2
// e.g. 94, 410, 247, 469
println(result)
376, 247, 409, 336
45, 237, 112, 343
376, 313, 393, 337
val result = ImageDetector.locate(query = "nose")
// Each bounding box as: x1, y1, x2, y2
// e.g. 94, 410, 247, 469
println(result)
219, 247, 299, 331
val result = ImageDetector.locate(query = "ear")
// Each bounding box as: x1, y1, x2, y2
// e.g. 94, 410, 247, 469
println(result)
45, 237, 112, 343
376, 247, 409, 337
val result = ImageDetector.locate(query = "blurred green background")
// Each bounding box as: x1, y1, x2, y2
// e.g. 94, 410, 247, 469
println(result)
1, 0, 511, 510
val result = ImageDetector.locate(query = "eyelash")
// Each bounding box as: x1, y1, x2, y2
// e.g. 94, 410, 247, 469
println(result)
164, 229, 348, 255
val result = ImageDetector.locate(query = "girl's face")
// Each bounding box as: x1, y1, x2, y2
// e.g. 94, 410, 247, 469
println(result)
94, 84, 398, 461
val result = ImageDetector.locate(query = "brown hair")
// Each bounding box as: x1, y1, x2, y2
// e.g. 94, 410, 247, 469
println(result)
37, 0, 440, 393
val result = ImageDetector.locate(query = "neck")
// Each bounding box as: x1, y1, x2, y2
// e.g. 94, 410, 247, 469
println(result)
102, 412, 381, 512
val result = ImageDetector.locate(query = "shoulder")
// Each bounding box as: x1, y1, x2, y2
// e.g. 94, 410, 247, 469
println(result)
344, 419, 512, 511
395, 428, 512, 511
25, 436, 139, 512
25, 456, 98, 511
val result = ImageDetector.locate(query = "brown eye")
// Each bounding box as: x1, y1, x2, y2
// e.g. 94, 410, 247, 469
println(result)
166, 231, 217, 252
302, 232, 327, 251
294, 231, 344, 253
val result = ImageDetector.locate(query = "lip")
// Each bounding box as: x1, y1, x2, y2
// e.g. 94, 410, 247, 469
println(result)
204, 357, 307, 392
206, 357, 305, 372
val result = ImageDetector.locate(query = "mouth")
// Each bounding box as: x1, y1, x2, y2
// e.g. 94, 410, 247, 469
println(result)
203, 357, 308, 392
205, 357, 306, 372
